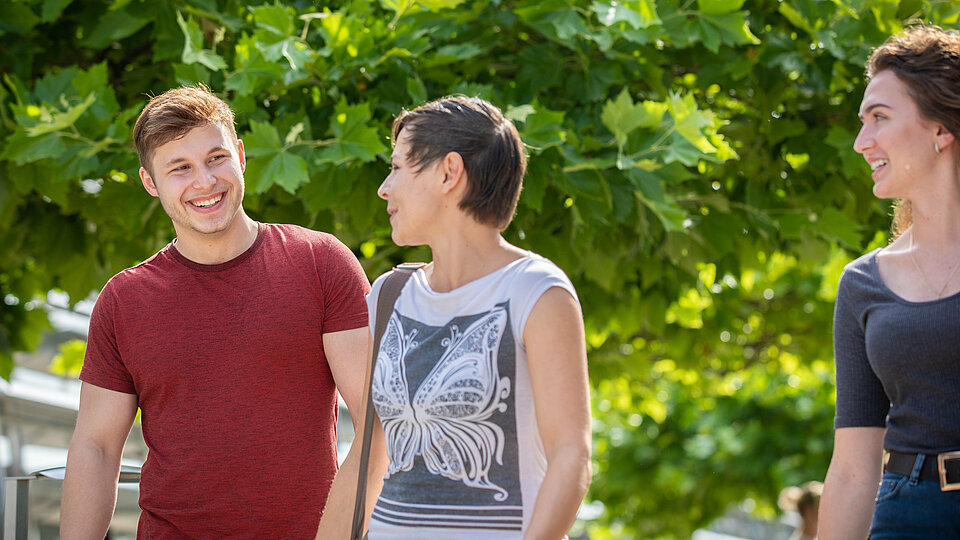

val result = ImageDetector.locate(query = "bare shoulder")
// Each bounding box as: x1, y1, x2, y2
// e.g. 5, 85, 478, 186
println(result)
523, 286, 583, 344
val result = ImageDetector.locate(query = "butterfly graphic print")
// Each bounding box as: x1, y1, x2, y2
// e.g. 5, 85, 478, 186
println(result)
372, 304, 514, 502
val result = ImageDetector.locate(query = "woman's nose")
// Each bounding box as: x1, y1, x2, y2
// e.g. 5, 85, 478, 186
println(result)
853, 125, 872, 154
377, 176, 391, 200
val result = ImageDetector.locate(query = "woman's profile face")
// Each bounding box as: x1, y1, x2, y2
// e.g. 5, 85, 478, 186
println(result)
378, 128, 444, 246
854, 70, 939, 200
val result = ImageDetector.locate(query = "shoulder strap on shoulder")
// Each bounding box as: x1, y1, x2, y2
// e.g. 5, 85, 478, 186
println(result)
371, 263, 423, 344
350, 262, 424, 540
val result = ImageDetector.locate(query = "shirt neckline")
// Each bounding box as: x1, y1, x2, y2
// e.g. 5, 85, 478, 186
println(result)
166, 222, 266, 272
869, 247, 960, 306
413, 254, 537, 297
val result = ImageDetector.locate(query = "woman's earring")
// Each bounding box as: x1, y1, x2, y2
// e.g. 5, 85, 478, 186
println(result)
935, 141, 941, 154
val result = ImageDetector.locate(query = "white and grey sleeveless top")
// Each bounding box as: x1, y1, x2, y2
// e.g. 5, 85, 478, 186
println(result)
365, 254, 578, 539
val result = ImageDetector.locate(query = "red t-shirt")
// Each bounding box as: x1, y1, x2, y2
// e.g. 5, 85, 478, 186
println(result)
80, 223, 370, 539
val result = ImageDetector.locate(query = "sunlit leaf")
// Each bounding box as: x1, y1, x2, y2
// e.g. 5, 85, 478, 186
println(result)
591, 0, 660, 29
246, 150, 310, 194
176, 11, 227, 71
317, 100, 388, 165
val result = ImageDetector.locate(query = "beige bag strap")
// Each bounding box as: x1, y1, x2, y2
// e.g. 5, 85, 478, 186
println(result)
350, 263, 424, 540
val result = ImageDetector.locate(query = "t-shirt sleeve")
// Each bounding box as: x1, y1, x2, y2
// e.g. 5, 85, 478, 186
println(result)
79, 280, 137, 394
513, 259, 580, 346
319, 237, 371, 334
833, 266, 889, 429
366, 272, 389, 337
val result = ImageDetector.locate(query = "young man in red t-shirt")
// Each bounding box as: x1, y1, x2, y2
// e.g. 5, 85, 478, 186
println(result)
60, 85, 371, 539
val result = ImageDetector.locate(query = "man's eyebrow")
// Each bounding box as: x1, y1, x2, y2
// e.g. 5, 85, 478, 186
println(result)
162, 157, 189, 169
161, 147, 231, 169
858, 102, 890, 119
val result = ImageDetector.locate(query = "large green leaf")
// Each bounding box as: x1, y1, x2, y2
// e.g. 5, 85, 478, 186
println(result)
251, 4, 296, 36
82, 7, 152, 49
518, 106, 566, 153
699, 11, 761, 48
241, 120, 310, 194
176, 11, 227, 71
0, 3, 40, 35
2, 132, 66, 165
317, 100, 388, 166
242, 121, 283, 157
591, 0, 660, 29
601, 89, 667, 149
42, 0, 74, 23
20, 93, 96, 137
246, 150, 310, 194
698, 0, 746, 15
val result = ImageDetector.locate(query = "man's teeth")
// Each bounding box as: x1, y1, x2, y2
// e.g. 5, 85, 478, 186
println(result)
193, 194, 223, 207
870, 160, 888, 171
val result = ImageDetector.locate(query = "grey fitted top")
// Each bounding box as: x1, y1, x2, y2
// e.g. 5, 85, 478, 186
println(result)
833, 248, 960, 453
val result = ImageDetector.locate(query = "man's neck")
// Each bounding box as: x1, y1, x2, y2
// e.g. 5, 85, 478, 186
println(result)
173, 213, 259, 265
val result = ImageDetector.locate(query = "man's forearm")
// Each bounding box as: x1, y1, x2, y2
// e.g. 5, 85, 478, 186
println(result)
60, 443, 122, 540
317, 445, 361, 539
317, 433, 387, 539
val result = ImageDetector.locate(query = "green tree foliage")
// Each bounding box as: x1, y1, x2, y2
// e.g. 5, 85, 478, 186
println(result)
2, 0, 959, 537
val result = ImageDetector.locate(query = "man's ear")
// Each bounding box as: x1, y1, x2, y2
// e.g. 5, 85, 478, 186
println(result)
439, 151, 465, 194
236, 138, 246, 173
140, 167, 159, 197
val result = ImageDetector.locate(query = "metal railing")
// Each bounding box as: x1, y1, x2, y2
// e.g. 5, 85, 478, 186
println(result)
2, 466, 141, 540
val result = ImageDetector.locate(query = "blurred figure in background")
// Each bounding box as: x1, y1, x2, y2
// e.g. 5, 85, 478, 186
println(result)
779, 481, 822, 540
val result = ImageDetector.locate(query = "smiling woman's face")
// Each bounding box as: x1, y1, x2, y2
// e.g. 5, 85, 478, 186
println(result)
854, 70, 939, 200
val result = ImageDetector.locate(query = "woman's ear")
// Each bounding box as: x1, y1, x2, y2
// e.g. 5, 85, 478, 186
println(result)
440, 151, 466, 194
936, 125, 956, 152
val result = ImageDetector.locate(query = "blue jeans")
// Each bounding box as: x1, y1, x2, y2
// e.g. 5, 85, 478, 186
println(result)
870, 454, 960, 539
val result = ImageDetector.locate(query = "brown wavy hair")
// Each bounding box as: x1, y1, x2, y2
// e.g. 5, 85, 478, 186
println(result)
866, 25, 960, 237
133, 84, 237, 174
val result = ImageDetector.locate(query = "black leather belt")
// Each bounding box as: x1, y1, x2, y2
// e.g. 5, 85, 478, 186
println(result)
885, 450, 960, 491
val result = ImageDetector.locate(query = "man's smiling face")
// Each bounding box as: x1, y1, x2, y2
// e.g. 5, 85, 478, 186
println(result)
139, 122, 247, 240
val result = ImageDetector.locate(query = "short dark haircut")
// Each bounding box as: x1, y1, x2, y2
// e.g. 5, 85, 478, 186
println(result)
133, 84, 237, 174
392, 96, 526, 230
866, 25, 960, 236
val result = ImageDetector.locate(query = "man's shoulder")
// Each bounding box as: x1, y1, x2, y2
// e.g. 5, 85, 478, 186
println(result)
90, 248, 175, 315
260, 223, 362, 270
262, 222, 341, 249
102, 247, 173, 291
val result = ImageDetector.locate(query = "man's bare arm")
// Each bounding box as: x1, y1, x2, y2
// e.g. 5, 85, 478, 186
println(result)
318, 328, 388, 538
325, 327, 369, 423
61, 383, 138, 539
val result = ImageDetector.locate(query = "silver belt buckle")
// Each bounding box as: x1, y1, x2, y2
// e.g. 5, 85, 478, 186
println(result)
937, 451, 960, 491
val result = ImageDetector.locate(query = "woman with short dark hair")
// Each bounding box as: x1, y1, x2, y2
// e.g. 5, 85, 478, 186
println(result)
820, 25, 960, 539
321, 96, 592, 539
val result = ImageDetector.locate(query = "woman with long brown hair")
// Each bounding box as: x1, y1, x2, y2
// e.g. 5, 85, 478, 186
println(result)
820, 25, 960, 539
